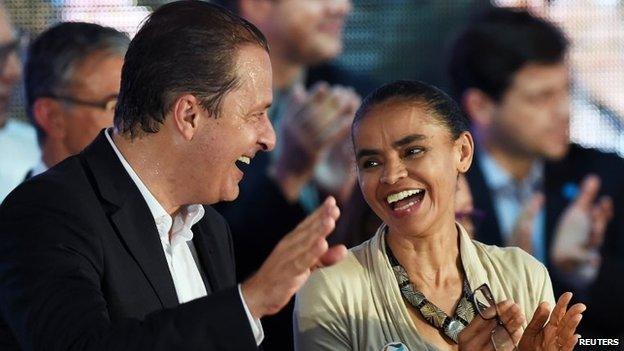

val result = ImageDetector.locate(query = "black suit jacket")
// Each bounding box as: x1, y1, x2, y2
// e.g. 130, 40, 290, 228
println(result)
0, 131, 258, 350
466, 143, 624, 337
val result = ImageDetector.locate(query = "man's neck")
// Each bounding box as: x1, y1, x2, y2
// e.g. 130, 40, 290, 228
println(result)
41, 141, 71, 169
483, 141, 536, 181
0, 114, 7, 129
111, 131, 182, 216
270, 52, 305, 90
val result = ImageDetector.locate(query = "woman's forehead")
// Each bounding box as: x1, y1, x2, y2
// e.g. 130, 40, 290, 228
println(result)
353, 103, 444, 142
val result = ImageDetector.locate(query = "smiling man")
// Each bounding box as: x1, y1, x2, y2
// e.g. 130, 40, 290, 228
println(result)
0, 1, 346, 350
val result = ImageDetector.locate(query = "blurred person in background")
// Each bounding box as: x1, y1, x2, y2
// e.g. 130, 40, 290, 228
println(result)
212, 0, 374, 349
23, 22, 129, 179
455, 174, 478, 238
448, 7, 624, 339
0, 3, 39, 202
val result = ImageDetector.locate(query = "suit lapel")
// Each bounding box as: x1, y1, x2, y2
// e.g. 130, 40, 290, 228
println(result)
466, 151, 505, 246
81, 130, 179, 308
193, 216, 237, 292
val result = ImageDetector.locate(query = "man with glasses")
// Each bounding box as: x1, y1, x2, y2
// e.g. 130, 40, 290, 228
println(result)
0, 4, 39, 201
24, 22, 129, 178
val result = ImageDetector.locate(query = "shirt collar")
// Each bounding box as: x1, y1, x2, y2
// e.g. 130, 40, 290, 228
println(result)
104, 128, 205, 242
31, 159, 49, 177
478, 147, 544, 194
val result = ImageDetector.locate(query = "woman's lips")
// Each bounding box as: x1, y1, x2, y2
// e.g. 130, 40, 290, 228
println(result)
388, 192, 425, 218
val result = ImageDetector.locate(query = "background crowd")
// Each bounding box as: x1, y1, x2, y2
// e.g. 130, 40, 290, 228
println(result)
0, 0, 623, 350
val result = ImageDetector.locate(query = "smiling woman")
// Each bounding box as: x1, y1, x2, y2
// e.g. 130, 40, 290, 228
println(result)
294, 80, 585, 351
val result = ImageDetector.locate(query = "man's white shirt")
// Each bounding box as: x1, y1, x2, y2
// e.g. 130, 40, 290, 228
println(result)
105, 128, 263, 345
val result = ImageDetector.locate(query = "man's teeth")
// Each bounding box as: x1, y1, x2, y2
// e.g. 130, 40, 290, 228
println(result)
386, 189, 423, 204
237, 156, 251, 165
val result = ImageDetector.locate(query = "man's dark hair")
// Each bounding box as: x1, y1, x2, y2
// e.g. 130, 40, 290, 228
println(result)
25, 22, 129, 143
115, 0, 268, 138
210, 0, 239, 14
448, 7, 569, 101
352, 80, 469, 142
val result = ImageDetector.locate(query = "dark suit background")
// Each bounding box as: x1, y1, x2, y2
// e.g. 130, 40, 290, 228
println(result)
0, 131, 258, 350
466, 143, 624, 339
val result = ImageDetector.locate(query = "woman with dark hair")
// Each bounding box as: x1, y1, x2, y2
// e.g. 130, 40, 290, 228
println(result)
294, 80, 584, 351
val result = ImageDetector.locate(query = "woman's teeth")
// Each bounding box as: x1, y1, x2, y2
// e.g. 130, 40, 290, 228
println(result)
237, 156, 251, 165
386, 189, 424, 204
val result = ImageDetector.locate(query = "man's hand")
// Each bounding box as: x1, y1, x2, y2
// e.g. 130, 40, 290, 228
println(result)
271, 82, 360, 202
518, 292, 585, 351
508, 193, 545, 253
240, 197, 347, 319
458, 300, 525, 350
551, 175, 612, 280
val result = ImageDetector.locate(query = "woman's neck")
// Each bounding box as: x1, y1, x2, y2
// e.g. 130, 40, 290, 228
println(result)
386, 220, 463, 289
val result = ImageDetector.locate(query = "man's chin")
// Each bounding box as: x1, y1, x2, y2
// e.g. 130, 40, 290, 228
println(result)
304, 40, 342, 65
219, 187, 240, 203
543, 143, 570, 161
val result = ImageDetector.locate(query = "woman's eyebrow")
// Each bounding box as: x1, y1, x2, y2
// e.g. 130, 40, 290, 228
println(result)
392, 134, 426, 148
355, 134, 427, 160
355, 149, 378, 161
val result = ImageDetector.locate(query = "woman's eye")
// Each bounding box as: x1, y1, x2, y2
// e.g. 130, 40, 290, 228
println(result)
361, 159, 380, 169
405, 147, 424, 157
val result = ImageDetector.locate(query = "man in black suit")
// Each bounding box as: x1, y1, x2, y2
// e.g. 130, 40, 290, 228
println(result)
0, 1, 346, 350
448, 7, 624, 338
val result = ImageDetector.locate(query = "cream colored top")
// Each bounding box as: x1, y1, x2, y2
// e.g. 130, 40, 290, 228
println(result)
294, 223, 556, 351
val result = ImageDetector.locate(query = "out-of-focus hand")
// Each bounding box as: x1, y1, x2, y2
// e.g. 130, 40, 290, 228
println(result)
241, 197, 347, 319
313, 136, 357, 204
458, 300, 525, 351
508, 193, 545, 253
271, 82, 360, 202
518, 292, 585, 351
551, 175, 612, 282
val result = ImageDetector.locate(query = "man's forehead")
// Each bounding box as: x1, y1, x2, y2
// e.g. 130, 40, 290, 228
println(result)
232, 45, 272, 105
511, 62, 569, 91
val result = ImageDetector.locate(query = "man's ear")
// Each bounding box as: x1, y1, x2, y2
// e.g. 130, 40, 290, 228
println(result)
32, 98, 66, 140
462, 88, 496, 128
171, 94, 203, 141
455, 131, 474, 174
239, 0, 273, 25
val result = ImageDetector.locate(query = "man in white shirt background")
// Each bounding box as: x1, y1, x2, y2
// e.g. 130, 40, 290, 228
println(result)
0, 3, 38, 202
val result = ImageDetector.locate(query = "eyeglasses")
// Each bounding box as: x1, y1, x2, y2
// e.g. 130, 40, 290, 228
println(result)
472, 284, 518, 351
43, 94, 118, 114
0, 30, 27, 70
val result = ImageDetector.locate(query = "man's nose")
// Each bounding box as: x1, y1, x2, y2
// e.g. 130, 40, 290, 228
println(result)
258, 114, 276, 152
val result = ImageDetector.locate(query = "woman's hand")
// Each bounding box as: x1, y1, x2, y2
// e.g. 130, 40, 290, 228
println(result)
458, 300, 525, 350
518, 292, 586, 351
